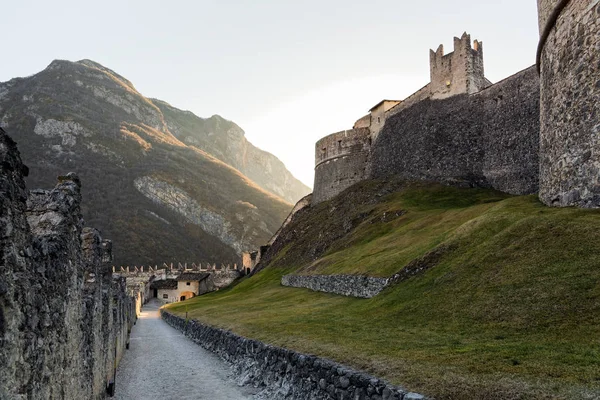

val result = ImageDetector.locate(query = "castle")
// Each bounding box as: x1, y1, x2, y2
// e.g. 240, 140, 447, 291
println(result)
313, 0, 600, 208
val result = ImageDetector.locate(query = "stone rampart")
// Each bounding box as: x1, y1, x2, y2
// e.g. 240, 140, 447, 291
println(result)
281, 274, 388, 299
161, 310, 426, 400
537, 0, 600, 207
371, 66, 540, 195
0, 127, 135, 399
313, 128, 371, 204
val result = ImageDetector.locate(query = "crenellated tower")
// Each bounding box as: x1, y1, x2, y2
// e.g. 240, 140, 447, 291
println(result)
429, 32, 488, 99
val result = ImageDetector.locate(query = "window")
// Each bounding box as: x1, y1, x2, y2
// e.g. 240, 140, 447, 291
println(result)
377, 117, 381, 124
162, 294, 168, 299
186, 282, 191, 286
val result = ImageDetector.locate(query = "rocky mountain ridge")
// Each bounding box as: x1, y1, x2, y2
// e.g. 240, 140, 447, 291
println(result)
0, 59, 303, 265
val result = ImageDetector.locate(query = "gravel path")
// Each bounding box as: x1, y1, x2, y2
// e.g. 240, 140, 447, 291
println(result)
114, 300, 257, 400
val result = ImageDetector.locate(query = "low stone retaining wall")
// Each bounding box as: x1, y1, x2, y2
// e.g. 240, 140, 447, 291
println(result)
161, 311, 426, 400
281, 245, 452, 299
281, 274, 388, 299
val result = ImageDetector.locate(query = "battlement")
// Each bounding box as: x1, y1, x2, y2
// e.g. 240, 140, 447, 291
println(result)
429, 32, 488, 99
112, 262, 241, 276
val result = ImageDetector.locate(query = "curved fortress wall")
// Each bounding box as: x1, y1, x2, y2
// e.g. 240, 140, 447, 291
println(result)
371, 66, 540, 195
312, 128, 371, 204
537, 0, 600, 207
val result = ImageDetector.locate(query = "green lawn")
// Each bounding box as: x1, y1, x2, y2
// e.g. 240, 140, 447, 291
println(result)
167, 183, 600, 399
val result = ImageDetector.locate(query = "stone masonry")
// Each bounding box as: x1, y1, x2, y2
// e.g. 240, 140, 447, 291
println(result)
161, 310, 426, 400
313, 13, 600, 209
312, 128, 371, 204
0, 127, 136, 399
311, 33, 502, 205
281, 274, 388, 299
371, 67, 540, 195
537, 0, 600, 207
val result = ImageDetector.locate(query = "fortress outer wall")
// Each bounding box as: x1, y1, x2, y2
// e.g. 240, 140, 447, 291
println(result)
312, 128, 371, 204
370, 66, 540, 195
537, 0, 600, 207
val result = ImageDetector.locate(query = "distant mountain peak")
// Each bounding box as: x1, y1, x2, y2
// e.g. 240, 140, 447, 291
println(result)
0, 58, 310, 265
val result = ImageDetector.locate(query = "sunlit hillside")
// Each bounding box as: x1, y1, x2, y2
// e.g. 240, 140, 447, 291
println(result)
168, 179, 600, 400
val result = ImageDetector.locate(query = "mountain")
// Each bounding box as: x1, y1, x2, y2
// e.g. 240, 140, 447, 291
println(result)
0, 59, 308, 266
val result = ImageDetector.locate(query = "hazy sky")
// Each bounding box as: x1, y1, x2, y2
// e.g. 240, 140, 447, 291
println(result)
1, 0, 540, 187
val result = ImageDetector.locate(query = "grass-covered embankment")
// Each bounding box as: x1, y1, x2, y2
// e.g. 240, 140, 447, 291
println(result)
167, 180, 600, 399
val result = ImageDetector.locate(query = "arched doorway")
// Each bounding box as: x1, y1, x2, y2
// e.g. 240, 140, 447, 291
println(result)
179, 291, 195, 301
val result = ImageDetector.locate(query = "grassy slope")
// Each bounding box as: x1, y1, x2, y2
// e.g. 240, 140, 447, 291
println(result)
167, 182, 600, 399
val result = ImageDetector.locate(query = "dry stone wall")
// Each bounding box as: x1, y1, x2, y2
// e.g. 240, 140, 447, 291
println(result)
161, 310, 426, 400
538, 0, 600, 207
281, 274, 388, 299
0, 127, 135, 399
371, 66, 540, 195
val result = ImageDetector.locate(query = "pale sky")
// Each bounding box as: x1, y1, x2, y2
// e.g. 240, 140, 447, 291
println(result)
1, 0, 540, 187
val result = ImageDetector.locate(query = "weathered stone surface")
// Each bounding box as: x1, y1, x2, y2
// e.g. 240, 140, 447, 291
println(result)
0, 127, 135, 399
281, 245, 451, 299
161, 310, 427, 400
313, 128, 372, 204
371, 67, 540, 196
281, 274, 388, 299
538, 0, 600, 207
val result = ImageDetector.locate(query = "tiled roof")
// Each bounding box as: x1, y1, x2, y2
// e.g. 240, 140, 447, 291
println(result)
176, 272, 210, 282
150, 279, 178, 290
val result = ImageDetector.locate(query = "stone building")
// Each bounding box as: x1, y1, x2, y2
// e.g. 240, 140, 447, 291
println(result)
150, 272, 210, 303
151, 279, 179, 302
368, 100, 401, 139
242, 244, 271, 275
312, 32, 497, 204
537, 0, 600, 207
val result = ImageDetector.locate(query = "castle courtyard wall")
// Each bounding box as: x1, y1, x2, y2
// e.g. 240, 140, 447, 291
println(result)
370, 66, 540, 195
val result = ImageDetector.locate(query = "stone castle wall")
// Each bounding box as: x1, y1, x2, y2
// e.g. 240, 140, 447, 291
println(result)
0, 127, 135, 399
385, 84, 431, 120
371, 67, 540, 195
312, 128, 371, 204
537, 0, 600, 207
